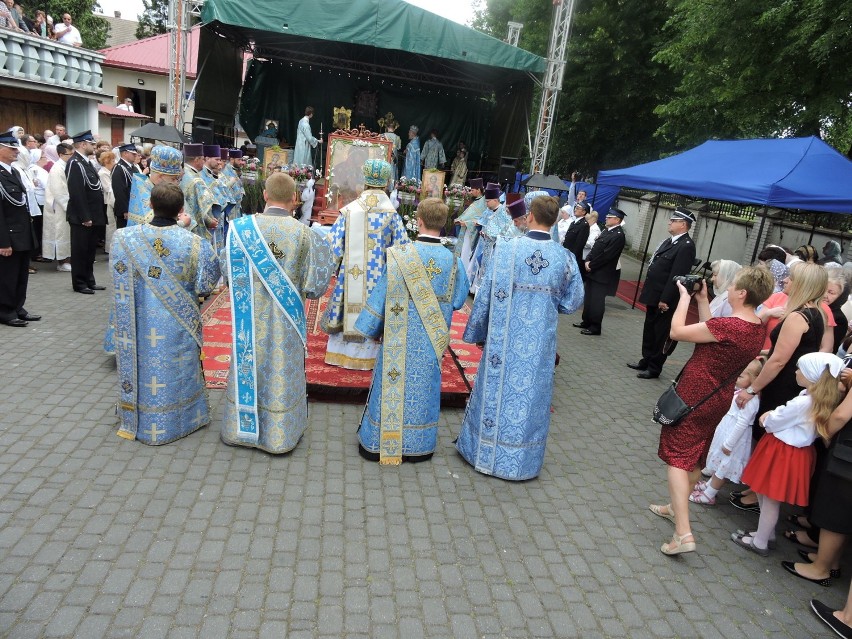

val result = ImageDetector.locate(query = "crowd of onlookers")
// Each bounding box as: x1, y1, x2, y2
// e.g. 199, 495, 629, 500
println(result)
6, 124, 153, 274
0, 2, 82, 46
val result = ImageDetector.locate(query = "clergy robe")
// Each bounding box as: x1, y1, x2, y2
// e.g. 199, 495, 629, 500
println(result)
469, 205, 514, 295
42, 159, 70, 260
200, 167, 228, 253
403, 137, 421, 180
321, 189, 408, 370
456, 231, 585, 480
220, 162, 244, 219
454, 195, 486, 267
126, 173, 153, 227
181, 166, 216, 242
111, 220, 220, 445
354, 239, 469, 463
294, 116, 318, 166
221, 210, 334, 453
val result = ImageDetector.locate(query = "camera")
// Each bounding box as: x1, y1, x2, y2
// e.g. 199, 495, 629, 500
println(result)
673, 274, 704, 293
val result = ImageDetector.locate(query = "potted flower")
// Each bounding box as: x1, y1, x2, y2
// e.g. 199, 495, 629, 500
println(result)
396, 176, 420, 206
443, 183, 466, 212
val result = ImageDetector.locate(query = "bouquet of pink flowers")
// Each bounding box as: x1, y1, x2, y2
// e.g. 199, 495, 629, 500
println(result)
287, 164, 314, 183
396, 176, 421, 194
443, 183, 467, 199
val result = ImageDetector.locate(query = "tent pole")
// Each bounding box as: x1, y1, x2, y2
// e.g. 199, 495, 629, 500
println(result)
706, 205, 722, 267
633, 193, 662, 308
808, 214, 818, 245
590, 183, 599, 209
750, 207, 769, 264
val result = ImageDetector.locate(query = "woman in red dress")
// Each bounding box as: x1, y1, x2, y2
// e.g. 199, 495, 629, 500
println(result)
650, 266, 774, 555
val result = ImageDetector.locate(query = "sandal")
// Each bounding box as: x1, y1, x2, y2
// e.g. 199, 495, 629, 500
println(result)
692, 480, 708, 493
689, 490, 716, 505
649, 503, 676, 523
661, 531, 695, 555
785, 514, 813, 529
784, 529, 819, 548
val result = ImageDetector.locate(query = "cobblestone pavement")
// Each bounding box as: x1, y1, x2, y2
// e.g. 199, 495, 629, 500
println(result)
0, 257, 847, 638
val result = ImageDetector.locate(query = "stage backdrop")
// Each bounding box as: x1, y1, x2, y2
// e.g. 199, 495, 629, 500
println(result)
238, 59, 495, 170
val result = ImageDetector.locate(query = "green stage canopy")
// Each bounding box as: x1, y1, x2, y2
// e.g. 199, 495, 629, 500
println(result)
196, 0, 544, 165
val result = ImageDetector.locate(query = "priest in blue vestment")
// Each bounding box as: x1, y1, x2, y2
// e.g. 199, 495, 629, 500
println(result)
111, 184, 220, 445
402, 125, 421, 181
321, 159, 408, 370
456, 195, 584, 480
454, 177, 485, 266
294, 107, 319, 166
221, 173, 334, 454
469, 182, 512, 295
354, 198, 469, 465
106, 145, 185, 354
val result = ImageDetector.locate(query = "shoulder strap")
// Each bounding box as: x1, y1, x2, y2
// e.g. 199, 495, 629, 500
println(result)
676, 367, 741, 412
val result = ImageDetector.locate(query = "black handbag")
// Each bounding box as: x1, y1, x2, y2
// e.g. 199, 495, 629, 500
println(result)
826, 436, 852, 482
652, 367, 739, 427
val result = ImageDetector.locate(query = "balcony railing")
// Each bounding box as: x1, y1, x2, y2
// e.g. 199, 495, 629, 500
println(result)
0, 30, 103, 95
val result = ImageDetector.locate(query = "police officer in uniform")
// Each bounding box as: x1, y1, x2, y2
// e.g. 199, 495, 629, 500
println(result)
575, 208, 626, 335
65, 131, 106, 294
0, 130, 40, 326
628, 207, 697, 378
562, 200, 591, 277
111, 143, 139, 230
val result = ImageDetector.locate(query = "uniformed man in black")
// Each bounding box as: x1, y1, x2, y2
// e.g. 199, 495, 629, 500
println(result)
0, 130, 40, 326
628, 207, 697, 378
111, 143, 139, 230
562, 200, 591, 277
575, 208, 626, 335
65, 130, 106, 294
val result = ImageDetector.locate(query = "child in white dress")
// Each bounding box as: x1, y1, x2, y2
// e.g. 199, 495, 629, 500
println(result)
690, 358, 763, 505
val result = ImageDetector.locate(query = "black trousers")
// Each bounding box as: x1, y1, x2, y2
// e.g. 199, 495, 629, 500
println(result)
115, 210, 127, 230
581, 280, 608, 332
640, 305, 676, 376
0, 249, 30, 321
70, 224, 99, 291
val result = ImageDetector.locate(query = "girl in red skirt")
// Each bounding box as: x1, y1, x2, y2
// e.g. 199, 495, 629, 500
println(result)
732, 352, 844, 556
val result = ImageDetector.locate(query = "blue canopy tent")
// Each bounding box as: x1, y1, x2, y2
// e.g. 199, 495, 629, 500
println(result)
596, 137, 852, 306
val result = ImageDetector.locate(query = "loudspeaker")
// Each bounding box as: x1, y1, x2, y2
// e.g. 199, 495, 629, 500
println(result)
193, 117, 214, 145
500, 156, 519, 168
497, 164, 517, 187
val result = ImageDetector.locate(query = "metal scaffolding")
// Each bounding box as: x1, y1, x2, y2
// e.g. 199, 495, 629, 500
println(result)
530, 0, 577, 174
167, 0, 204, 133
505, 22, 523, 47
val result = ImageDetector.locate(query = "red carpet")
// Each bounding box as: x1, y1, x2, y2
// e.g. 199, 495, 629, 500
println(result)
202, 283, 478, 406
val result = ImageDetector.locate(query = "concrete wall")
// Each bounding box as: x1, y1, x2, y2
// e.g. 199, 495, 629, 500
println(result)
615, 195, 852, 267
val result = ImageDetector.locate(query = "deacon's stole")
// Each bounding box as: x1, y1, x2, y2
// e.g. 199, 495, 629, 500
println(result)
228, 216, 307, 444
113, 226, 204, 439
379, 244, 453, 464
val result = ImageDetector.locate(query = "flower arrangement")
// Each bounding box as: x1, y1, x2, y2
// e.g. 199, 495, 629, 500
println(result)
443, 183, 467, 199
286, 164, 314, 183
396, 176, 421, 195
401, 210, 419, 241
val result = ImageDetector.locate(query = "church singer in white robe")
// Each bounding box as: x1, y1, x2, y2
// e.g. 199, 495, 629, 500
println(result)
293, 106, 319, 166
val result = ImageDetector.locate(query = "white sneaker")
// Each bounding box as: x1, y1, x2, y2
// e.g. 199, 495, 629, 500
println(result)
56, 263, 71, 272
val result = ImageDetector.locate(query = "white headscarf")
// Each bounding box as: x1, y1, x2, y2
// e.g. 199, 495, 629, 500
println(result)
797, 352, 845, 383
29, 148, 41, 164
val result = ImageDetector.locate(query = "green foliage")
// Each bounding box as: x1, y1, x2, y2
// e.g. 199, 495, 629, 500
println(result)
43, 0, 109, 49
654, 0, 852, 155
135, 0, 169, 40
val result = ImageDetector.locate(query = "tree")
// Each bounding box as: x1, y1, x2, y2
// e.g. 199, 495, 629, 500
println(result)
654, 0, 852, 156
44, 0, 109, 49
472, 0, 676, 175
136, 0, 169, 40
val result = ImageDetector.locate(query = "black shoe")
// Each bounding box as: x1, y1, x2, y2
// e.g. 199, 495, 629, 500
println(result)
1, 318, 28, 327
75, 288, 95, 295
18, 313, 41, 322
580, 329, 600, 336
636, 371, 659, 379
811, 599, 852, 638
626, 361, 647, 371
781, 561, 832, 587
572, 322, 589, 329
729, 494, 760, 513
89, 285, 106, 291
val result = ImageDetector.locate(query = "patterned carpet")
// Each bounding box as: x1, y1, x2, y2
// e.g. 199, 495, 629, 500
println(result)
201, 284, 478, 405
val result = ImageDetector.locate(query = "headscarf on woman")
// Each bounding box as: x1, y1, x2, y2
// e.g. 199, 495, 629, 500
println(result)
820, 240, 842, 266
708, 259, 742, 317
767, 258, 789, 293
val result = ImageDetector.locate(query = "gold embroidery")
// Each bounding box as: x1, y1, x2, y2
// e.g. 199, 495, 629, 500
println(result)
268, 241, 284, 259
349, 265, 363, 280
390, 302, 405, 316
114, 261, 128, 274
152, 238, 170, 257
365, 193, 379, 208
424, 258, 442, 281
147, 265, 162, 279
